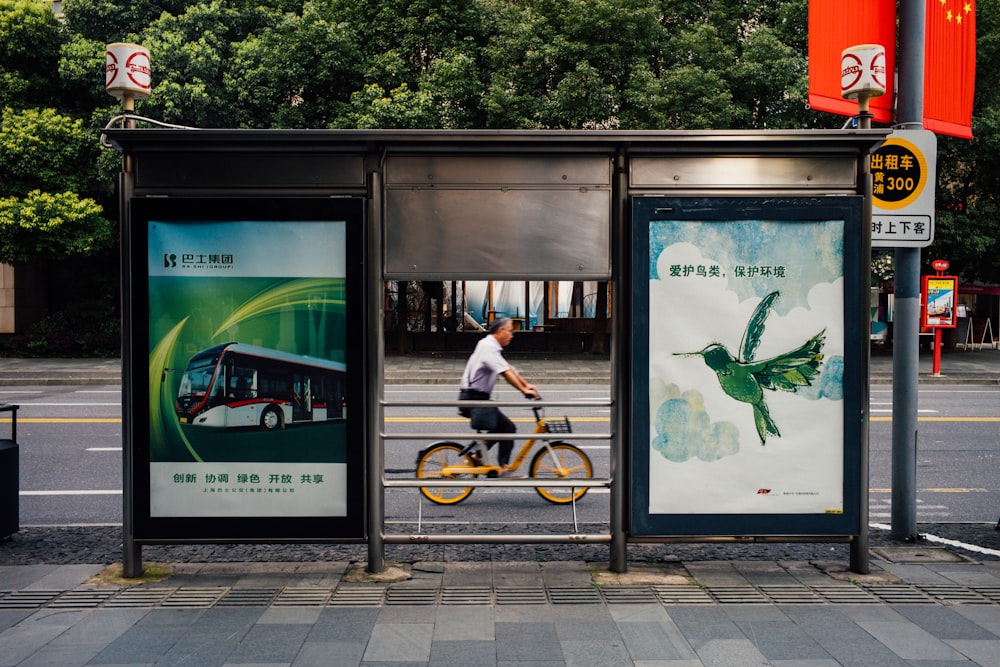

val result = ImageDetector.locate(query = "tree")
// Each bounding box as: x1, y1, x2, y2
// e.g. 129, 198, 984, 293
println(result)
0, 107, 99, 196
0, 191, 110, 264
0, 0, 64, 109
0, 107, 113, 324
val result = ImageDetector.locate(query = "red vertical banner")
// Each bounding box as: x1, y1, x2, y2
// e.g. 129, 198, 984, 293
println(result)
924, 0, 976, 139
808, 0, 896, 123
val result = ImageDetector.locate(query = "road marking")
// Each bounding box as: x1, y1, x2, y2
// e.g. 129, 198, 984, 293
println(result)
2, 418, 122, 423
5, 415, 998, 425
10, 402, 121, 406
870, 416, 1000, 422
870, 522, 1000, 558
86, 447, 122, 452
20, 490, 122, 496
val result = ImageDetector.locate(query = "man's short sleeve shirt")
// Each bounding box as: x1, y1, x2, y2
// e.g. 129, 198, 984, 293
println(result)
460, 335, 510, 394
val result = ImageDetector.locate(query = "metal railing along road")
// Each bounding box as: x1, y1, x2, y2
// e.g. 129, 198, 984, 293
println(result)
379, 398, 614, 542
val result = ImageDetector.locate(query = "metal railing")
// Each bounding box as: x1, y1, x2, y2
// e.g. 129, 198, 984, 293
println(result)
379, 398, 613, 541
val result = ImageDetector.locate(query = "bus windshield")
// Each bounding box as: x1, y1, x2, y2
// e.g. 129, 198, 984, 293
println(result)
178, 361, 218, 398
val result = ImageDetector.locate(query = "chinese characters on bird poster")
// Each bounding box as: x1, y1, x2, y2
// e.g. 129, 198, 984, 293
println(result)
147, 219, 349, 519
631, 197, 864, 536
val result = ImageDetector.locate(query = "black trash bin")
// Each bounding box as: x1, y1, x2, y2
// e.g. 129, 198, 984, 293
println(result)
0, 404, 19, 539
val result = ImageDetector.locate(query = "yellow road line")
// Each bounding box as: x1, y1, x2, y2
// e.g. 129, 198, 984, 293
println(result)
5, 416, 997, 425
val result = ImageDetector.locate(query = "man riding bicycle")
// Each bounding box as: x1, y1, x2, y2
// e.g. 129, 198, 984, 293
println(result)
458, 317, 539, 478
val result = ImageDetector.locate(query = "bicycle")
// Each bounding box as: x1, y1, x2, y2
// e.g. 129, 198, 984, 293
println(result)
414, 404, 593, 505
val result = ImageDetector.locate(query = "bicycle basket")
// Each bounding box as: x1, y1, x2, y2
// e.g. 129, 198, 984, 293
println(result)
545, 417, 572, 434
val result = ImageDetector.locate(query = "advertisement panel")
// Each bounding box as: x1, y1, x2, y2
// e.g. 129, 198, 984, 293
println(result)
923, 276, 959, 328
129, 198, 365, 540
631, 198, 864, 536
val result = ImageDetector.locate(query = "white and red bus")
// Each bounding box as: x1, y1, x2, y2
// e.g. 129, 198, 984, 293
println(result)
174, 342, 346, 430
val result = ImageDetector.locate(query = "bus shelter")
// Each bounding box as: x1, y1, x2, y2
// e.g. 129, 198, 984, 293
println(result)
105, 129, 885, 576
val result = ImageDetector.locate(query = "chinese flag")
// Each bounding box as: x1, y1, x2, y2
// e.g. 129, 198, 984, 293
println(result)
808, 0, 896, 123
924, 0, 976, 139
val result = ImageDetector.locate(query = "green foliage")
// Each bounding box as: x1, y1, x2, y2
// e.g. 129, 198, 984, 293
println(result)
0, 107, 99, 196
0, 190, 112, 263
0, 0, 996, 359
0, 0, 64, 107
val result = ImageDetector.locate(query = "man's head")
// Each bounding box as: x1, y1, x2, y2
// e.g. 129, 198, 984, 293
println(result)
489, 317, 515, 346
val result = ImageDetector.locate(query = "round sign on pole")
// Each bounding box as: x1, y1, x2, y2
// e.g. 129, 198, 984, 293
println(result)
105, 43, 151, 100
931, 259, 950, 272
871, 136, 928, 210
840, 44, 886, 100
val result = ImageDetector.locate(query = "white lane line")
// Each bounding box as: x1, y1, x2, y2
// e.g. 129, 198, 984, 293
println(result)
870, 522, 1000, 558
77, 390, 121, 394
0, 390, 43, 394
22, 522, 123, 528
869, 409, 938, 413
13, 402, 121, 407
20, 490, 122, 496
86, 447, 122, 452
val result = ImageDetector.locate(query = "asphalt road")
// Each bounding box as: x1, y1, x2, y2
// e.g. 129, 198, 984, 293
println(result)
5, 382, 998, 530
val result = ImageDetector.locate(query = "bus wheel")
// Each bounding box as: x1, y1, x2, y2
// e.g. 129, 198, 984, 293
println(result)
260, 405, 284, 431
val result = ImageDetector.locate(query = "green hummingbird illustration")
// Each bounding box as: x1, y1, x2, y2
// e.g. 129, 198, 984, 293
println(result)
675, 291, 825, 445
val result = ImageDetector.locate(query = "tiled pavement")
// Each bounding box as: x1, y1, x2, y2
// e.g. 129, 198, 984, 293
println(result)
2, 556, 1000, 666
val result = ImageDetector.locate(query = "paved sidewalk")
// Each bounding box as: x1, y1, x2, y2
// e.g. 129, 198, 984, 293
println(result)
2, 552, 1000, 666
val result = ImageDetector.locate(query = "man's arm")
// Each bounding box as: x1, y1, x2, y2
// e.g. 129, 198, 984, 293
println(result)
501, 368, 539, 399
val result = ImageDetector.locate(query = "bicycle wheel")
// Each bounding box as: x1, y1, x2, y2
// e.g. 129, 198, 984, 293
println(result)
416, 442, 476, 504
529, 441, 592, 504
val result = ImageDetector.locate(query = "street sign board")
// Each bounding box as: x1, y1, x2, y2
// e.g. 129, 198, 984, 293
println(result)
871, 129, 937, 248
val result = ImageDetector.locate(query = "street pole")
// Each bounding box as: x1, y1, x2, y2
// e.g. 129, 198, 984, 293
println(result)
891, 0, 926, 541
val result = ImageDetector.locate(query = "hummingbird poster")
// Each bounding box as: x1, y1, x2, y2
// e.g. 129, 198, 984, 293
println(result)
646, 217, 847, 516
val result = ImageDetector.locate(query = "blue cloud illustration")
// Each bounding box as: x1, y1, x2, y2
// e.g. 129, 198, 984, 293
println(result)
652, 389, 740, 462
798, 354, 844, 401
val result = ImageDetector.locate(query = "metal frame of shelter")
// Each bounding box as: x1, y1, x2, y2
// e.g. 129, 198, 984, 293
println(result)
106, 129, 885, 577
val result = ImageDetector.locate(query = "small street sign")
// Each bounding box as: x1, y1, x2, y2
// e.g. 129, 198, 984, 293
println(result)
871, 129, 937, 248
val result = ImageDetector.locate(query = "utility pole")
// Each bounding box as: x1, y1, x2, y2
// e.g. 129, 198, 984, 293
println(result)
891, 0, 925, 541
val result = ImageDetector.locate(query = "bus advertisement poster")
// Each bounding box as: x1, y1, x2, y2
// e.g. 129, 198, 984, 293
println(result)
146, 219, 350, 519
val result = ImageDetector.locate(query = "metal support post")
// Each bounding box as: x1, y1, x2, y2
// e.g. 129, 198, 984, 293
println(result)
851, 137, 873, 574
118, 166, 144, 578
609, 152, 628, 573
366, 169, 386, 573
